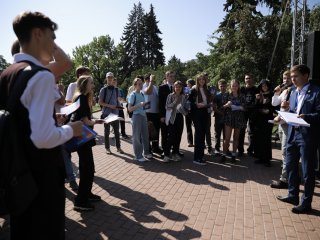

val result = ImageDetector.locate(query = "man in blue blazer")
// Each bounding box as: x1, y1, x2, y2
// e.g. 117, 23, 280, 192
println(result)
277, 64, 320, 214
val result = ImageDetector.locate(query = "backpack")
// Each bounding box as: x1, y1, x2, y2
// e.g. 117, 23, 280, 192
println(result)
0, 61, 48, 215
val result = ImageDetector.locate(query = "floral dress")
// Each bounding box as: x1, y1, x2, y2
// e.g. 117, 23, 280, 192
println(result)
222, 93, 246, 129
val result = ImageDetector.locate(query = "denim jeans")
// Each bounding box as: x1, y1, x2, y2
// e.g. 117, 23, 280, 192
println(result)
62, 145, 76, 182
132, 113, 150, 159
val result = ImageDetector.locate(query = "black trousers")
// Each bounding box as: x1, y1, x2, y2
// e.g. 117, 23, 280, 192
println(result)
193, 109, 208, 161
75, 142, 94, 204
146, 112, 161, 150
10, 166, 65, 240
238, 110, 255, 153
205, 114, 212, 150
104, 121, 120, 149
118, 109, 126, 135
185, 113, 193, 145
160, 121, 169, 156
214, 116, 224, 151
165, 113, 184, 155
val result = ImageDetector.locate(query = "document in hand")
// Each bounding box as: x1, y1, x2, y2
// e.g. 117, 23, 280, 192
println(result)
104, 113, 124, 124
60, 98, 80, 115
277, 111, 310, 127
65, 125, 97, 152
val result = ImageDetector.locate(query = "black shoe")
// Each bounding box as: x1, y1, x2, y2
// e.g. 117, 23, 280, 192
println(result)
254, 159, 264, 164
69, 180, 78, 191
247, 151, 254, 157
231, 156, 236, 163
264, 162, 271, 167
122, 134, 129, 139
74, 202, 95, 211
88, 193, 101, 202
292, 204, 312, 214
177, 152, 184, 157
220, 155, 226, 163
237, 152, 243, 158
152, 148, 163, 155
276, 195, 299, 205
270, 180, 288, 189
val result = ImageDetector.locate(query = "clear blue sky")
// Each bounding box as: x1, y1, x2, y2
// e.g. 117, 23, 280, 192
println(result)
0, 0, 318, 64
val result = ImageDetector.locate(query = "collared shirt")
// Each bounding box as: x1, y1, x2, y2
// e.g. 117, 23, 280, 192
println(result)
295, 83, 310, 114
65, 82, 77, 102
14, 53, 73, 149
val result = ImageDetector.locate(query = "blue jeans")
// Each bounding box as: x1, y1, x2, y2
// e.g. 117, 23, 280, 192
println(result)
132, 114, 150, 159
279, 123, 288, 182
62, 145, 76, 182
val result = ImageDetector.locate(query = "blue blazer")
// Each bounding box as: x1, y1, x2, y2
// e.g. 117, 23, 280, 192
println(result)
287, 83, 320, 144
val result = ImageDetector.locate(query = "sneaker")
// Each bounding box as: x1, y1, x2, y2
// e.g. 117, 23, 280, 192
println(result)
135, 157, 146, 162
270, 180, 288, 189
88, 193, 101, 202
106, 148, 112, 154
171, 154, 182, 162
144, 154, 153, 159
162, 156, 171, 163
117, 148, 124, 154
152, 148, 163, 155
69, 180, 78, 191
193, 159, 207, 166
219, 155, 226, 163
74, 202, 95, 211
231, 156, 236, 163
122, 134, 129, 139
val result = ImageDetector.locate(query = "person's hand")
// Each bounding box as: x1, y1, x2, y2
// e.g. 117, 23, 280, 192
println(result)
94, 119, 105, 124
297, 114, 305, 119
274, 115, 281, 122
150, 74, 155, 82
68, 121, 83, 137
274, 85, 281, 95
56, 113, 67, 125
256, 93, 261, 99
196, 102, 206, 108
109, 104, 117, 110
281, 100, 289, 110
160, 117, 165, 123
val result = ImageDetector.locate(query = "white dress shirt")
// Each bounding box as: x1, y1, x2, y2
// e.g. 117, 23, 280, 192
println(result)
14, 53, 73, 149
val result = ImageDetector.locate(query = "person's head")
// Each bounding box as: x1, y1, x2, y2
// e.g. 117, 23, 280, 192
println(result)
11, 39, 20, 56
112, 78, 118, 87
218, 79, 227, 93
144, 73, 151, 83
258, 79, 271, 93
13, 11, 58, 64
165, 71, 175, 84
173, 81, 184, 95
76, 66, 90, 78
105, 72, 114, 85
244, 73, 254, 87
195, 74, 206, 89
290, 64, 310, 89
230, 79, 240, 95
203, 72, 209, 84
132, 78, 143, 91
74, 75, 94, 107
187, 79, 195, 88
282, 70, 292, 86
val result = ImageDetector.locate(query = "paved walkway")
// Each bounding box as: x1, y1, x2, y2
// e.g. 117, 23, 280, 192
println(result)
1, 111, 320, 239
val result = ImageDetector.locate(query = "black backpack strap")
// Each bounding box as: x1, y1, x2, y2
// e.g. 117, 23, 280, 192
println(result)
6, 61, 49, 114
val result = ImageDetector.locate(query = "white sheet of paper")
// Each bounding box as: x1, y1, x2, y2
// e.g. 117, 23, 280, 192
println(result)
60, 99, 80, 115
104, 113, 124, 124
277, 111, 310, 127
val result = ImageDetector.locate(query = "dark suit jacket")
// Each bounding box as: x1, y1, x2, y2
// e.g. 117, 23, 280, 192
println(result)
158, 84, 171, 118
288, 83, 320, 144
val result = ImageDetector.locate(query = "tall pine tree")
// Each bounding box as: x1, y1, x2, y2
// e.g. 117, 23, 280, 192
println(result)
144, 4, 165, 69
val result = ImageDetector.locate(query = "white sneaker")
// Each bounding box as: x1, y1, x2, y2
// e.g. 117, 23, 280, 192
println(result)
144, 154, 153, 159
135, 157, 146, 162
162, 156, 171, 162
171, 154, 181, 162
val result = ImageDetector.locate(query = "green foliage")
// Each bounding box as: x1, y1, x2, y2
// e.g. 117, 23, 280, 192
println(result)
310, 5, 320, 31
0, 55, 9, 73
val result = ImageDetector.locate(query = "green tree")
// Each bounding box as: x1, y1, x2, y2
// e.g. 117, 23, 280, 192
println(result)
121, 2, 146, 77
144, 4, 165, 69
0, 55, 9, 72
310, 5, 320, 31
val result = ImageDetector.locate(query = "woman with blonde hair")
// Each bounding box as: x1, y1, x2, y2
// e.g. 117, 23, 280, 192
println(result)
71, 75, 104, 211
221, 79, 246, 163
128, 78, 152, 162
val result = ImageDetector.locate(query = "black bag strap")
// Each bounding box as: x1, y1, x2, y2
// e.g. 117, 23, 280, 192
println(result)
6, 61, 49, 114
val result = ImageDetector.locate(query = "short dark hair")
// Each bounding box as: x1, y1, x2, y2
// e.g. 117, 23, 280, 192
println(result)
290, 64, 310, 77
11, 39, 20, 56
76, 66, 90, 78
13, 11, 58, 44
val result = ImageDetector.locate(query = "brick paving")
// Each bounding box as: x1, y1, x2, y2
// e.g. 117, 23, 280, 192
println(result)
1, 111, 320, 240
